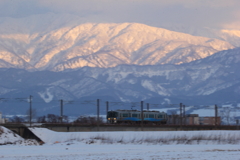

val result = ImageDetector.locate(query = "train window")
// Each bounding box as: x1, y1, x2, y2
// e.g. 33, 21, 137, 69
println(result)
149, 114, 154, 118
122, 113, 128, 117
144, 114, 148, 118
132, 114, 138, 117
158, 114, 163, 118
107, 112, 118, 117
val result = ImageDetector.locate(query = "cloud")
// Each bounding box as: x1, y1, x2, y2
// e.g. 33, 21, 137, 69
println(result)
0, 0, 50, 18
221, 10, 240, 29
177, 0, 235, 8
223, 22, 240, 30
0, 0, 239, 29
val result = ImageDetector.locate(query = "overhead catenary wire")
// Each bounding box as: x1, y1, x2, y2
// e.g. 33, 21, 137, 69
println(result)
1, 97, 240, 121
1, 98, 239, 110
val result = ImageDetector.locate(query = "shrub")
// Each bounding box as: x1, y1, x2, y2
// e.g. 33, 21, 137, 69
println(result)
73, 116, 104, 125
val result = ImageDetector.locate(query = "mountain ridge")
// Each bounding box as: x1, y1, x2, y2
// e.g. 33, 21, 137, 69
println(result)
0, 13, 237, 71
0, 47, 239, 114
0, 47, 239, 101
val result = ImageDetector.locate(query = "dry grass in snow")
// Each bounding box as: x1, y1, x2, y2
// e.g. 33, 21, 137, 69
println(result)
30, 128, 240, 145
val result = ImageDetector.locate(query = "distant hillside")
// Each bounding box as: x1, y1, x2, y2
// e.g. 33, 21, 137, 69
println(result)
0, 48, 239, 115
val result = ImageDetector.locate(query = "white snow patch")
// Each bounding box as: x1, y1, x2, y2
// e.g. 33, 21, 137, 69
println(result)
1, 126, 240, 159
141, 80, 169, 96
38, 87, 54, 103
164, 98, 171, 104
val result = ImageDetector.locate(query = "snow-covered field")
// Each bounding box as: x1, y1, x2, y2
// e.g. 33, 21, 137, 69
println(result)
1, 143, 240, 160
0, 126, 240, 160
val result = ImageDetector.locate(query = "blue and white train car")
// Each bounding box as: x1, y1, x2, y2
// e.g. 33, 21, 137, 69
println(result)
107, 110, 167, 124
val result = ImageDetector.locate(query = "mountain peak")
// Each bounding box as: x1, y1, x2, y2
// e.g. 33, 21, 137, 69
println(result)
0, 14, 236, 71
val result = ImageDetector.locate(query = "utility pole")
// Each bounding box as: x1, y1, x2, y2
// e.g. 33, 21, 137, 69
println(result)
180, 103, 183, 127
60, 99, 63, 123
106, 101, 109, 116
29, 95, 32, 127
141, 101, 144, 131
183, 105, 186, 125
147, 103, 149, 111
97, 99, 100, 131
215, 104, 218, 127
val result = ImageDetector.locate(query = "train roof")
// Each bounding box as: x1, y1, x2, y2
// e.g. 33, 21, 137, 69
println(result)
108, 110, 166, 113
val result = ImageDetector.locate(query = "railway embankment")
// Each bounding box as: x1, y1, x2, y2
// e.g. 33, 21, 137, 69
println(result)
41, 124, 240, 132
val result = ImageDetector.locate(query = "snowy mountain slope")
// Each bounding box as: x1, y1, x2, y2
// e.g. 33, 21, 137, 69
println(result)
0, 48, 239, 115
160, 24, 240, 47
0, 13, 235, 71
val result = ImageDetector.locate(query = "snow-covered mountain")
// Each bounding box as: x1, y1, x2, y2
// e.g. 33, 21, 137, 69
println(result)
0, 13, 239, 115
0, 13, 237, 71
159, 24, 240, 47
0, 47, 239, 115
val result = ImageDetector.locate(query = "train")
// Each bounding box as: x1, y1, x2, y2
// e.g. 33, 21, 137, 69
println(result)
107, 110, 167, 124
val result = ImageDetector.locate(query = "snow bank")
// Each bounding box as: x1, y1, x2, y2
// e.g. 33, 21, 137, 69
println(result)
0, 126, 23, 145
0, 126, 39, 145
29, 128, 240, 145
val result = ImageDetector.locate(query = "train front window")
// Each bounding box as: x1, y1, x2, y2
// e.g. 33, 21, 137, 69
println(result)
107, 112, 118, 118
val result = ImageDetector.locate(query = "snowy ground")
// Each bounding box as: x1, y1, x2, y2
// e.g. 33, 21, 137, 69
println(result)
1, 143, 240, 160
0, 126, 240, 160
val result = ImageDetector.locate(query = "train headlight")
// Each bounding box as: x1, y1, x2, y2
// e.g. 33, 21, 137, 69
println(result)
114, 118, 116, 120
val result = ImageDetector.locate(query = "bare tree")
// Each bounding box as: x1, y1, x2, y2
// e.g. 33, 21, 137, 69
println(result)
44, 114, 68, 123
169, 110, 179, 125
37, 115, 47, 123
219, 107, 231, 125
25, 108, 37, 122
232, 109, 237, 124
225, 107, 231, 125
218, 110, 224, 124
74, 116, 104, 125
10, 116, 25, 123
46, 114, 60, 123
62, 115, 69, 123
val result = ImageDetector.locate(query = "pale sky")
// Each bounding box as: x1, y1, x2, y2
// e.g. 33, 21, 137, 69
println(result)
0, 0, 239, 29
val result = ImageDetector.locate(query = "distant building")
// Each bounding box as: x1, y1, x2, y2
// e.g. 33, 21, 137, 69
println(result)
168, 114, 199, 125
168, 114, 220, 125
199, 117, 221, 125
186, 114, 199, 125
0, 112, 6, 124
167, 114, 180, 124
